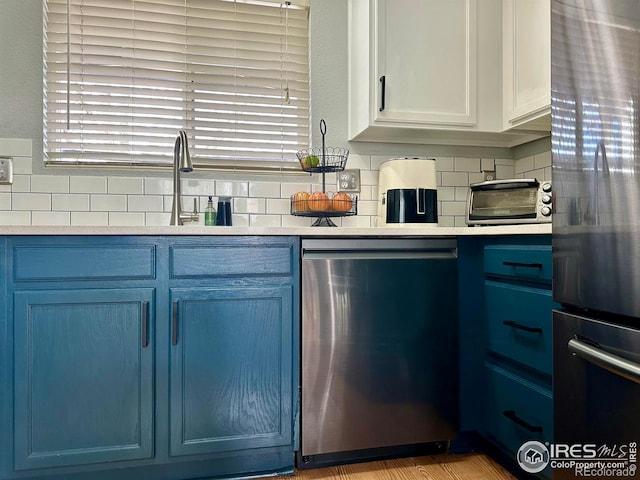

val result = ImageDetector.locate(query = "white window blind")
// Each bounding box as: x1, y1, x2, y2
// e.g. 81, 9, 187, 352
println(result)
43, 0, 310, 171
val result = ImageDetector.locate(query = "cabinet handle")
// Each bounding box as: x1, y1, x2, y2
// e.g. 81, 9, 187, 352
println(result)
142, 302, 149, 348
503, 320, 543, 333
172, 301, 178, 346
502, 261, 543, 269
503, 410, 543, 433
379, 75, 386, 112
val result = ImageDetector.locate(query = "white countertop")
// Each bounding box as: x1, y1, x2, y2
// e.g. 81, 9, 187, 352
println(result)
0, 224, 551, 236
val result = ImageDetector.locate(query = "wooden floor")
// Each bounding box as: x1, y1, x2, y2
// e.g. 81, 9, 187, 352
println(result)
270, 454, 516, 480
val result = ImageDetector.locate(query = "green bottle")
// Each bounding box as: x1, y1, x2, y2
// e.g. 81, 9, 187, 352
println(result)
204, 196, 216, 226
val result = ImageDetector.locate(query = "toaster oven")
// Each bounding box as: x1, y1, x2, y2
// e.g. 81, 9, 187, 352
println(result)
466, 178, 552, 226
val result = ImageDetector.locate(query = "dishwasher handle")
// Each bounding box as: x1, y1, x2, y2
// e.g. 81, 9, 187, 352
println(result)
302, 249, 457, 261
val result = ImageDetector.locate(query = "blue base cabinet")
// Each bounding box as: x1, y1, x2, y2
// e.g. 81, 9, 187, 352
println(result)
1, 236, 299, 480
483, 239, 556, 479
13, 288, 155, 470
458, 235, 555, 478
169, 286, 294, 457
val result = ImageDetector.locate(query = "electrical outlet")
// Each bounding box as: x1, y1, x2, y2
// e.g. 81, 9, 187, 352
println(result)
483, 170, 496, 182
0, 157, 13, 185
338, 169, 360, 193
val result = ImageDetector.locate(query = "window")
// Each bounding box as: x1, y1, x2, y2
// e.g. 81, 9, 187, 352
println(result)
43, 0, 310, 172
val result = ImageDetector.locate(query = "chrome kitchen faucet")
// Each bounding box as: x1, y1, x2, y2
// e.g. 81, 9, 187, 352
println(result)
170, 130, 199, 225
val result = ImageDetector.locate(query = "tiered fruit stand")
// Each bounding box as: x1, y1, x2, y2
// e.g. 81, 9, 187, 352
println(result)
290, 120, 357, 227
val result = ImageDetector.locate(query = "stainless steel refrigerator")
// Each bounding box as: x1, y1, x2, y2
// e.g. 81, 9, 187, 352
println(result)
552, 1, 640, 478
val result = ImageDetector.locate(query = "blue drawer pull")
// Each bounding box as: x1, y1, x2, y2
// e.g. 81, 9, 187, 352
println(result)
503, 410, 543, 433
142, 302, 149, 348
502, 261, 543, 269
172, 301, 179, 346
503, 320, 543, 333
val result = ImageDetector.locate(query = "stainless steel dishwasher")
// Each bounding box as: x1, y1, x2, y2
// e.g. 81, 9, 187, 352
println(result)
300, 238, 458, 467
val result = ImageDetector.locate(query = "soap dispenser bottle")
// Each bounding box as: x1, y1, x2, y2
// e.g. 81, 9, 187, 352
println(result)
204, 196, 216, 226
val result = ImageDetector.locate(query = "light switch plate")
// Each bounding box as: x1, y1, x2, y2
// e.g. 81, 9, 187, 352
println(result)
0, 157, 13, 185
338, 169, 360, 193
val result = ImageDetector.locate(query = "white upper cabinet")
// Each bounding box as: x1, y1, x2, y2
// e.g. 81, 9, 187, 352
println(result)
375, 0, 477, 126
502, 0, 551, 131
348, 0, 547, 147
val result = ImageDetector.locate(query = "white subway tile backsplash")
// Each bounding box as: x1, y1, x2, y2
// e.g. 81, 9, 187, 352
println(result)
341, 215, 372, 228
183, 179, 215, 196
371, 155, 390, 171
30, 175, 69, 193
454, 216, 468, 227
455, 186, 469, 201
516, 155, 535, 174
109, 212, 145, 226
360, 170, 378, 186
481, 158, 495, 171
0, 211, 30, 225
13, 157, 33, 175
91, 194, 127, 212
11, 175, 30, 193
52, 194, 90, 211
281, 182, 311, 198
71, 212, 109, 226
0, 193, 10, 210
12, 193, 51, 211
441, 201, 467, 216
145, 212, 171, 226
109, 177, 143, 194
0, 138, 551, 228
230, 213, 249, 227
144, 178, 172, 195
32, 211, 71, 226
249, 182, 280, 198
266, 198, 291, 215
358, 186, 373, 201
357, 200, 378, 216
249, 214, 282, 227
345, 154, 371, 170
438, 216, 455, 227
454, 157, 480, 173
215, 181, 249, 197
469, 172, 484, 184
535, 150, 552, 169
438, 187, 455, 201
441, 171, 469, 186
282, 215, 315, 227
233, 197, 266, 214
496, 164, 516, 179
436, 157, 454, 171
128, 195, 164, 212
70, 176, 108, 194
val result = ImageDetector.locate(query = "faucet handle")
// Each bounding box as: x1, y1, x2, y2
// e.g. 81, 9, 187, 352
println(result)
192, 197, 198, 215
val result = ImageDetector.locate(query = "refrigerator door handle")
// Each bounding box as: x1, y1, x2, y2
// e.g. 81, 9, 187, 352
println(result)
568, 337, 640, 385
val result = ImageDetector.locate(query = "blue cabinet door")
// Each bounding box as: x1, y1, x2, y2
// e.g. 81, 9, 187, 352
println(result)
169, 286, 293, 457
13, 288, 155, 470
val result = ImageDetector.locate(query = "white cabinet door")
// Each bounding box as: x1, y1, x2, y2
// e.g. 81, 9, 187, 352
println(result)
502, 0, 551, 130
375, 0, 477, 126
347, 0, 547, 147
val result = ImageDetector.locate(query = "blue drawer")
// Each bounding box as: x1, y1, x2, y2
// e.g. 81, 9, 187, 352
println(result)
484, 245, 552, 283
170, 243, 293, 278
13, 244, 155, 281
484, 362, 553, 457
485, 281, 553, 375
